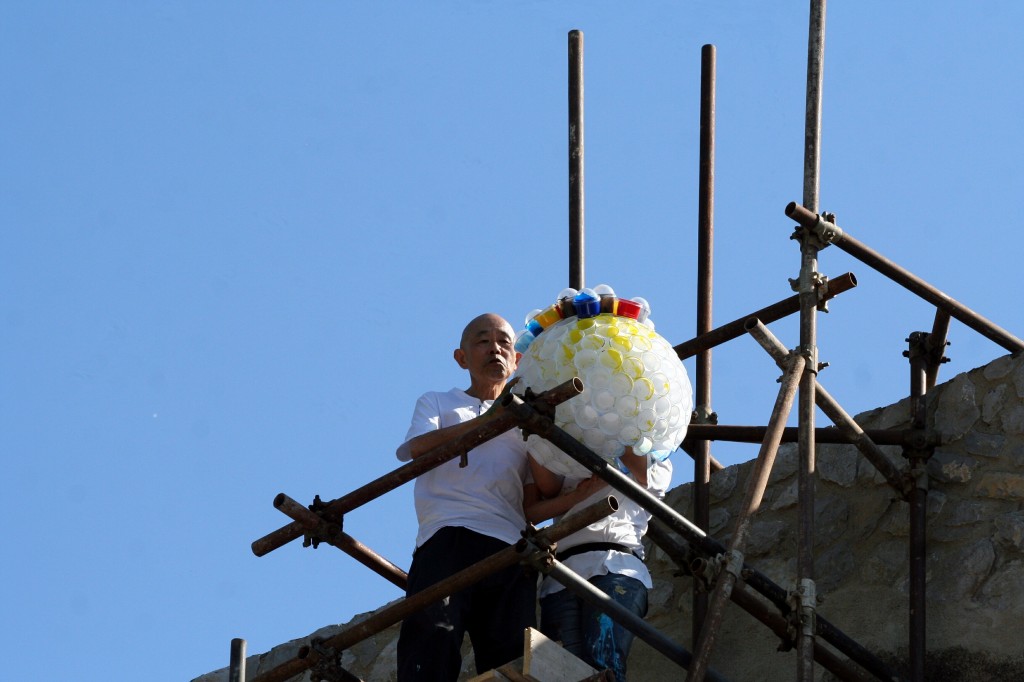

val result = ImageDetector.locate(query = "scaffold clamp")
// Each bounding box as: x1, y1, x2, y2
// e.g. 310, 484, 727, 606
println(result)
518, 523, 558, 573
302, 495, 339, 550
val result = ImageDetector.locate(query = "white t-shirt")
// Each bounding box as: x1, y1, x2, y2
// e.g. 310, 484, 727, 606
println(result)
539, 458, 672, 598
400, 388, 531, 548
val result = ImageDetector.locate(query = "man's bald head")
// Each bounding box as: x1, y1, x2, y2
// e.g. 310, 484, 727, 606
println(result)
459, 313, 515, 351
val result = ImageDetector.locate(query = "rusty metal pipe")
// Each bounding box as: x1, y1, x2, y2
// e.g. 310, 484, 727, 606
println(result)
685, 424, 922, 447
745, 318, 908, 496
926, 310, 951, 390
688, 352, 805, 681
911, 324, 945, 677
251, 378, 584, 557
274, 493, 409, 590
229, 638, 246, 682
802, 0, 827, 214
786, 202, 1024, 354
250, 496, 618, 682
692, 41, 717, 646
568, 29, 585, 290
796, 4, 829, 650
908, 333, 928, 431
796, 294, 819, 682
906, 332, 931, 682
908, 478, 927, 682
793, 204, 825, 682
673, 272, 857, 360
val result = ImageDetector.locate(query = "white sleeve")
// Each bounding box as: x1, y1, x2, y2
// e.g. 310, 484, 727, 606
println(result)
395, 392, 441, 462
647, 458, 673, 498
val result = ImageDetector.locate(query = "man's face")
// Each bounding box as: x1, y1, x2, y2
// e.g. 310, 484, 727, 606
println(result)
454, 315, 518, 383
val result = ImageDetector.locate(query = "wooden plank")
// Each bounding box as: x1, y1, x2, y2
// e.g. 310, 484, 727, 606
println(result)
522, 628, 598, 682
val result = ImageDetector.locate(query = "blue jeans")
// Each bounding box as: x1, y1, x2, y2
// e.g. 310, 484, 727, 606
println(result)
539, 573, 648, 681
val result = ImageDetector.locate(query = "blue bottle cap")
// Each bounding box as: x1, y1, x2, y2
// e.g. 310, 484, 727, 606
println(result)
573, 288, 601, 319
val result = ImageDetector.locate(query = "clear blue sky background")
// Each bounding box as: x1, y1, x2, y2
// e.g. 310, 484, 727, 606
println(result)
3, 3, 1022, 680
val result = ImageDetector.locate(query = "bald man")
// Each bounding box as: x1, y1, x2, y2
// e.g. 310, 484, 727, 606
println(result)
396, 313, 538, 681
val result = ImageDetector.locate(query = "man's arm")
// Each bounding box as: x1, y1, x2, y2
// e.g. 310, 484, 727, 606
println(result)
618, 447, 649, 488
524, 474, 608, 524
396, 418, 488, 461
397, 381, 518, 462
527, 454, 563, 499
397, 392, 495, 462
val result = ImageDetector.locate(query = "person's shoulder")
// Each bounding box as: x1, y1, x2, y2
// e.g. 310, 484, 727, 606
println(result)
430, 387, 472, 401
414, 388, 471, 409
414, 387, 460, 401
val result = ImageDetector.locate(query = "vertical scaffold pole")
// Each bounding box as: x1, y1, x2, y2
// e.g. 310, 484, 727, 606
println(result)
692, 42, 716, 648
568, 29, 585, 291
229, 638, 247, 682
797, 1, 827, 680
803, 0, 826, 212
906, 332, 931, 682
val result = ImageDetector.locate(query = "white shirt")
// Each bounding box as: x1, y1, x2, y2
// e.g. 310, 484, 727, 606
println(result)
400, 388, 530, 548
540, 458, 672, 598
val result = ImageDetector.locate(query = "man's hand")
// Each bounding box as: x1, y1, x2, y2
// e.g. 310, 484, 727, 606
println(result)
571, 473, 609, 500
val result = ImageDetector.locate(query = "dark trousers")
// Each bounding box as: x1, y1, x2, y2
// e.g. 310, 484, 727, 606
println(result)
397, 527, 537, 681
539, 573, 648, 682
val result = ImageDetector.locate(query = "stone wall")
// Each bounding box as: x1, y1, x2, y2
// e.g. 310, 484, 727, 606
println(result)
196, 353, 1024, 681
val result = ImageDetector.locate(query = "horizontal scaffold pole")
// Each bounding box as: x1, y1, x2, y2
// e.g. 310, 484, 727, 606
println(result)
685, 424, 927, 448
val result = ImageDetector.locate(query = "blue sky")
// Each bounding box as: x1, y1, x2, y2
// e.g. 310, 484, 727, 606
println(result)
3, 3, 1022, 680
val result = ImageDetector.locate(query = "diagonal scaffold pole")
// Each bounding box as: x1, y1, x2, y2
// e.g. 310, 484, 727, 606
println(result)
785, 202, 1024, 355
673, 272, 857, 361
744, 318, 911, 497
526, 549, 728, 682
675, 268, 856, 477
251, 378, 583, 558
503, 391, 901, 681
687, 350, 806, 681
250, 496, 620, 682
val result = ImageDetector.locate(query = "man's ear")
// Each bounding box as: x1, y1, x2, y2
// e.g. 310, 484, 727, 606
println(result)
454, 347, 469, 369
514, 352, 522, 367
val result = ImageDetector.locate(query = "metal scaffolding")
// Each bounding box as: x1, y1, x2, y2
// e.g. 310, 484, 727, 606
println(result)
230, 5, 1024, 681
